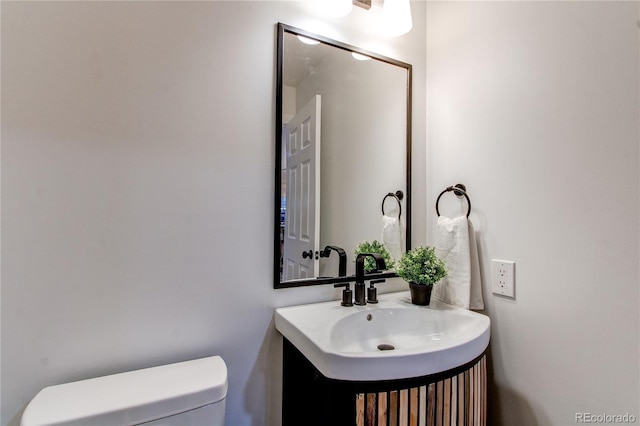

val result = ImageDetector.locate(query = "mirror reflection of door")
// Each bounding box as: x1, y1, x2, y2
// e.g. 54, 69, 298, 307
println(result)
282, 95, 321, 281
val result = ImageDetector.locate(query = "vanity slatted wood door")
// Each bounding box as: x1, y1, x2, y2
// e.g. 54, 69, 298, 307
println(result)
355, 356, 486, 426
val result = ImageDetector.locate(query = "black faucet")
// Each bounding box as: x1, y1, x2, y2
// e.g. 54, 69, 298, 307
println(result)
354, 253, 386, 305
320, 245, 347, 277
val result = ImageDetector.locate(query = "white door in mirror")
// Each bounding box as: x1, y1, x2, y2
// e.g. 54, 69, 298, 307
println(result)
282, 95, 321, 280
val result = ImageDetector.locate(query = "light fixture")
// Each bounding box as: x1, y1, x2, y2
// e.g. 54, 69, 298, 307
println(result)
353, 0, 372, 10
315, 0, 413, 37
324, 0, 353, 17
380, 0, 413, 37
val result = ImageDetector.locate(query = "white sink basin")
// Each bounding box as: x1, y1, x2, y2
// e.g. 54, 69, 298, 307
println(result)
275, 291, 490, 381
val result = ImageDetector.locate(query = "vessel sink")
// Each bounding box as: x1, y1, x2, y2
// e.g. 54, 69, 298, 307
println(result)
275, 291, 490, 381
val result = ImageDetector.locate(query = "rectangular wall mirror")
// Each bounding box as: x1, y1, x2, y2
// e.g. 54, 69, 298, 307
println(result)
274, 23, 412, 288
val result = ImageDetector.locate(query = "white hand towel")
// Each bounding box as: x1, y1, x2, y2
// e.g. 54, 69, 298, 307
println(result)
382, 214, 404, 264
467, 220, 484, 310
433, 216, 484, 310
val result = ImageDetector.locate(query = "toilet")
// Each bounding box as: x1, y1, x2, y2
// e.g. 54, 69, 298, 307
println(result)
20, 356, 227, 426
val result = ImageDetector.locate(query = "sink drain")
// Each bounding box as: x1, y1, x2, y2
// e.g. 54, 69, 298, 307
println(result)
377, 344, 395, 351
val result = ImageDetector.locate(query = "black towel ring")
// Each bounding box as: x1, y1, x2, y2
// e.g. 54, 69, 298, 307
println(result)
435, 184, 471, 218
381, 190, 404, 219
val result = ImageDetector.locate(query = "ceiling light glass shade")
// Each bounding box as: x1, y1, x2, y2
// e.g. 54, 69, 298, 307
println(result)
325, 0, 353, 17
381, 0, 413, 36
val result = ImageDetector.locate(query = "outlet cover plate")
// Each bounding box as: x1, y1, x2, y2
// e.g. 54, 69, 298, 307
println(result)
492, 259, 515, 298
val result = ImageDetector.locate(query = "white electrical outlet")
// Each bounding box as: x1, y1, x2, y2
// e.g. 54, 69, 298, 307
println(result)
492, 259, 515, 298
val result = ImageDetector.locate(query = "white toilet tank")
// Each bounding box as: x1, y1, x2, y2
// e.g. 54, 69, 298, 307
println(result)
20, 356, 227, 426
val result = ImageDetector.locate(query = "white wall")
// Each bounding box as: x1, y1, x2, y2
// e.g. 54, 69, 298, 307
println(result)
426, 2, 639, 424
0, 1, 427, 425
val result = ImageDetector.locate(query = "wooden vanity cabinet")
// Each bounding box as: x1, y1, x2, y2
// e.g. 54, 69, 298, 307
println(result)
282, 338, 487, 426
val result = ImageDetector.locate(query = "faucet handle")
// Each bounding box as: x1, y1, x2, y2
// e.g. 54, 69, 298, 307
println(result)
333, 283, 353, 307
367, 279, 385, 304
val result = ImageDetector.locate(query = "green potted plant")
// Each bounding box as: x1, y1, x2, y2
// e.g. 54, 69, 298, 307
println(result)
353, 240, 395, 272
396, 246, 447, 305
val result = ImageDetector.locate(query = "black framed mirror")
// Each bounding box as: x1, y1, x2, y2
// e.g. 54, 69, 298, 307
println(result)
274, 23, 412, 289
